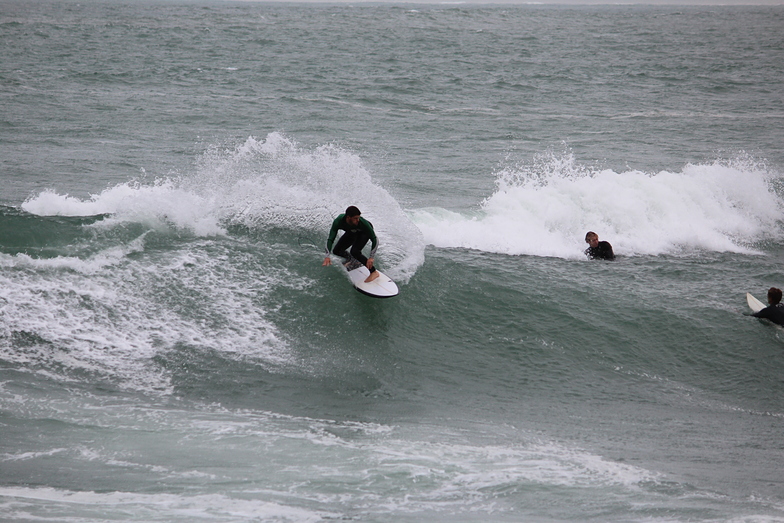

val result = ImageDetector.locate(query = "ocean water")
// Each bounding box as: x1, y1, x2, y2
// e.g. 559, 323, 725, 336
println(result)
2, 1, 784, 521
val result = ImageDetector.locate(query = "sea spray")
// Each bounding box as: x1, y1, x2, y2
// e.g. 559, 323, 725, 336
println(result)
20, 133, 425, 282
22, 181, 225, 237
191, 133, 425, 282
411, 151, 784, 258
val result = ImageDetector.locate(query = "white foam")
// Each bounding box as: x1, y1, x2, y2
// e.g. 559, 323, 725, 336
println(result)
22, 180, 225, 237
0, 234, 147, 274
20, 132, 425, 281
191, 132, 425, 282
0, 487, 333, 522
0, 243, 292, 393
1, 448, 69, 462
412, 152, 784, 258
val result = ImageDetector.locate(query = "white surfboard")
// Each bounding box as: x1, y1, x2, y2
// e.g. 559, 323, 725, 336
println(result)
747, 292, 765, 313
346, 265, 398, 298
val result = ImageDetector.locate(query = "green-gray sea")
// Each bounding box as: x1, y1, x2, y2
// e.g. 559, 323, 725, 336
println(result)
2, 2, 784, 521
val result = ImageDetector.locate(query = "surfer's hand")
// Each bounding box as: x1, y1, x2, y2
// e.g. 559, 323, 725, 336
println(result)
322, 257, 331, 266
366, 257, 374, 269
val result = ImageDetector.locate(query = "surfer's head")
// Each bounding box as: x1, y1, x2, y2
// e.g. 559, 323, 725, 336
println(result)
345, 206, 361, 227
585, 231, 599, 248
767, 287, 782, 305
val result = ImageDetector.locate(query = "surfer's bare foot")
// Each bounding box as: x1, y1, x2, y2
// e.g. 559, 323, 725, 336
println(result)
364, 271, 380, 283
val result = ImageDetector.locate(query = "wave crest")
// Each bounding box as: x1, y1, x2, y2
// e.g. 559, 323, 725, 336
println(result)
412, 152, 783, 258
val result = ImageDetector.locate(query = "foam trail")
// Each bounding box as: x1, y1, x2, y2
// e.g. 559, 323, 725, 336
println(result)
412, 152, 784, 258
0, 243, 292, 393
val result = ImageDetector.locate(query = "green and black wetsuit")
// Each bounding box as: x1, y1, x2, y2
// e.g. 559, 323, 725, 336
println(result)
326, 214, 378, 272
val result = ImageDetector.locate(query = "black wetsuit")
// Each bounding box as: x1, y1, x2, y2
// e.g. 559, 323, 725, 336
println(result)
585, 241, 615, 260
326, 214, 378, 273
752, 303, 784, 326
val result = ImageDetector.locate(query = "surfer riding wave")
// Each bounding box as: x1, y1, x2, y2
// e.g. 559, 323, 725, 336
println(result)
322, 206, 380, 283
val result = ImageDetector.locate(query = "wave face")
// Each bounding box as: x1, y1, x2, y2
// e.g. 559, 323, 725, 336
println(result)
2, 133, 425, 394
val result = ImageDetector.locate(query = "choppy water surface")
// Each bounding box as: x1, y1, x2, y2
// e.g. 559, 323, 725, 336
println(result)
1, 2, 784, 521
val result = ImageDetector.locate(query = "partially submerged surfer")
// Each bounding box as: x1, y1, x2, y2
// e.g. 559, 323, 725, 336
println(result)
584, 231, 615, 260
323, 206, 380, 283
751, 287, 784, 326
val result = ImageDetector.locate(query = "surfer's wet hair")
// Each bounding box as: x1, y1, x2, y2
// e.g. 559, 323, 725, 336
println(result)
768, 287, 782, 305
345, 206, 361, 217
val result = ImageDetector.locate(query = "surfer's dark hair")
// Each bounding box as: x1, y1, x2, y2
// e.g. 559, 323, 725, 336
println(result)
585, 231, 598, 242
767, 287, 782, 305
345, 206, 361, 217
